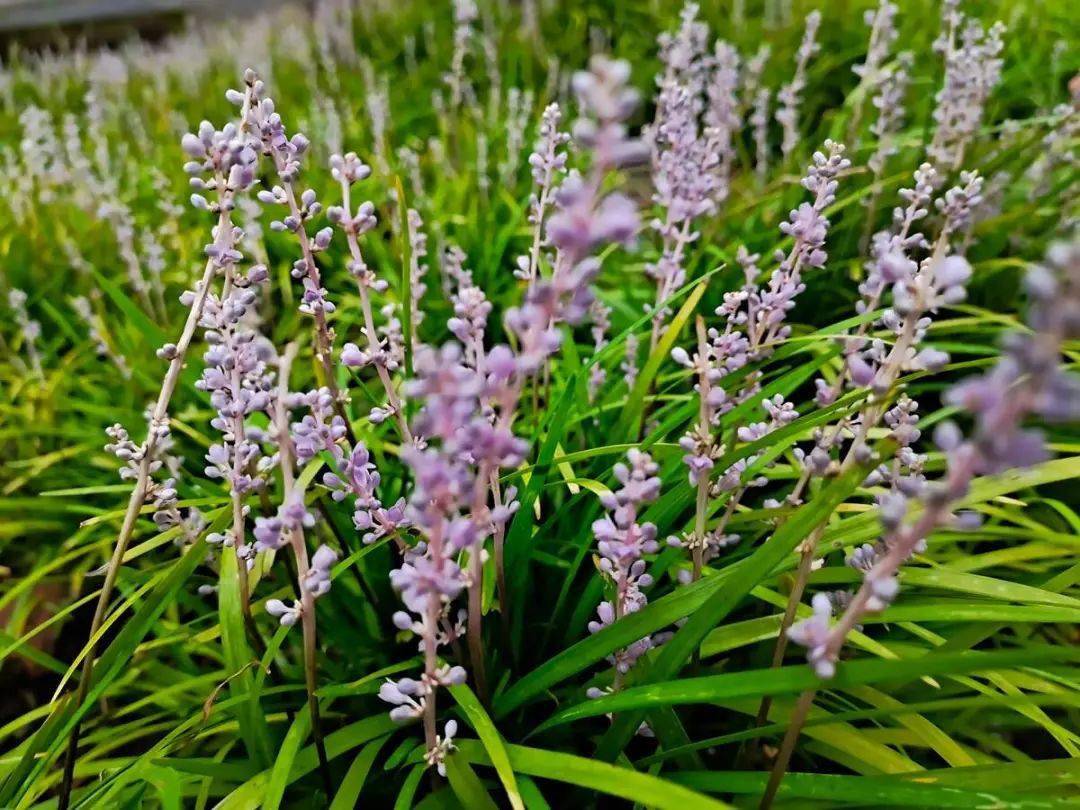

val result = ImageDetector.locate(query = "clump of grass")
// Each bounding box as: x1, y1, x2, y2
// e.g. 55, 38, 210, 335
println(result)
0, 0, 1077, 808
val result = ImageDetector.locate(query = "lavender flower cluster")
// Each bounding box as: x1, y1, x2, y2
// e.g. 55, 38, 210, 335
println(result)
668, 141, 850, 579
378, 54, 648, 772
645, 4, 746, 347
587, 450, 664, 680
790, 237, 1078, 678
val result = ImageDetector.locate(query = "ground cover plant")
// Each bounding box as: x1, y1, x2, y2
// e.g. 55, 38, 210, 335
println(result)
0, 0, 1078, 806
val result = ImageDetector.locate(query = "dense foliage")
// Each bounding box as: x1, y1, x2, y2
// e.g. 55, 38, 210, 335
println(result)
1, 0, 1078, 807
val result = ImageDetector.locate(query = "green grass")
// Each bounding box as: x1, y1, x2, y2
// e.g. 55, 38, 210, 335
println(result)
1, 0, 1078, 807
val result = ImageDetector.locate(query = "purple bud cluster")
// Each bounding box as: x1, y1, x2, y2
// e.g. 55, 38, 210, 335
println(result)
380, 58, 644, 757
793, 168, 981, 550
588, 299, 612, 401
195, 268, 274, 493
18, 105, 67, 202
301, 544, 339, 598
446, 0, 478, 110
376, 343, 483, 754
407, 208, 429, 348
105, 421, 168, 482
445, 247, 492, 365
695, 146, 846, 383
750, 87, 771, 183
546, 57, 645, 269
646, 5, 746, 341
329, 151, 411, 433
852, 1, 898, 89
587, 450, 667, 680
104, 419, 179, 546
181, 84, 285, 576
289, 387, 348, 465
150, 476, 206, 547
667, 143, 849, 550
182, 119, 259, 214
253, 493, 315, 553
791, 236, 1079, 677
929, 2, 1006, 169
517, 102, 570, 283
243, 72, 338, 331
747, 141, 849, 351
776, 11, 822, 159
867, 51, 913, 176
323, 443, 411, 544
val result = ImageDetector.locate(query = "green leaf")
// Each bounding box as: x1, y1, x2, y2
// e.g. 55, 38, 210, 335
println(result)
503, 375, 577, 651
616, 279, 708, 441
666, 770, 1070, 807
445, 753, 499, 810
92, 270, 168, 347
219, 547, 272, 768
217, 715, 397, 809
393, 765, 426, 810
329, 736, 390, 810
517, 775, 550, 810
262, 705, 311, 810
637, 693, 1080, 768
454, 740, 730, 809
495, 564, 731, 718
0, 539, 209, 808
449, 685, 523, 810
536, 646, 1080, 732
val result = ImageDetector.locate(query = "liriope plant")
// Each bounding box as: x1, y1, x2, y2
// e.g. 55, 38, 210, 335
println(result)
0, 0, 1077, 807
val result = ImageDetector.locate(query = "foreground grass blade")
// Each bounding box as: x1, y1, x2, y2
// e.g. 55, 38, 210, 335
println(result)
329, 736, 390, 810
454, 740, 731, 810
666, 770, 1073, 808
449, 684, 524, 810
0, 539, 209, 807
217, 715, 397, 809
534, 646, 1080, 732
262, 705, 311, 810
219, 549, 272, 769
445, 754, 499, 810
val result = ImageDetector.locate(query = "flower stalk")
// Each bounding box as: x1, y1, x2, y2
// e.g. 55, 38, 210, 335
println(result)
58, 81, 259, 809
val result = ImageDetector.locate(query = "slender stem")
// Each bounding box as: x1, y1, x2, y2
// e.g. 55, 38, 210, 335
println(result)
860, 177, 883, 255
422, 593, 440, 752
298, 539, 331, 796
467, 551, 488, 701
526, 167, 554, 284
845, 8, 889, 148
419, 517, 447, 783
59, 182, 236, 809
928, 13, 959, 163
339, 178, 413, 443
691, 317, 712, 582
755, 544, 817, 726
756, 297, 924, 728
467, 458, 493, 704
490, 471, 509, 614
469, 337, 534, 683
275, 343, 300, 490
649, 219, 693, 353
220, 268, 255, 627
273, 342, 332, 792
760, 689, 816, 810
57, 80, 261, 798
268, 152, 354, 444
